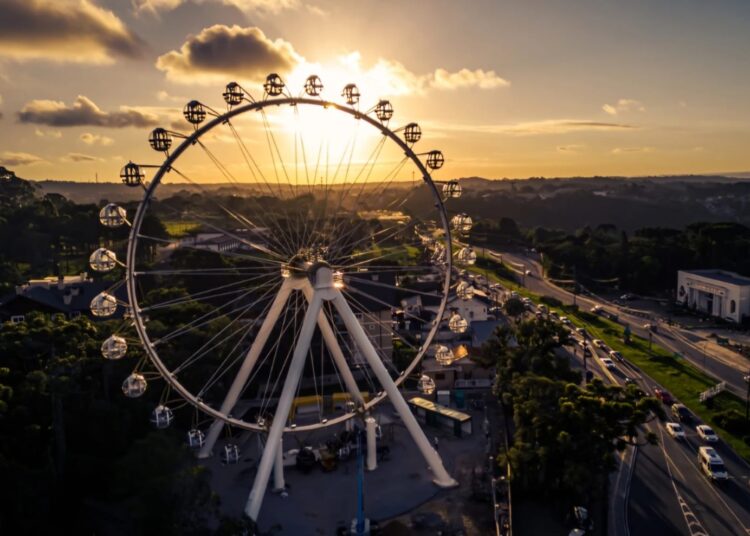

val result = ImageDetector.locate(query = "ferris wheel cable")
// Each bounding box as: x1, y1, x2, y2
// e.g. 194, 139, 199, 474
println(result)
172, 286, 279, 378
139, 273, 274, 312
342, 286, 427, 337
194, 293, 280, 400
223, 124, 308, 258
258, 290, 301, 418
193, 139, 297, 257
319, 135, 389, 254
327, 154, 411, 256
135, 232, 284, 265
332, 207, 421, 264
154, 282, 278, 346
135, 267, 278, 276
344, 275, 442, 299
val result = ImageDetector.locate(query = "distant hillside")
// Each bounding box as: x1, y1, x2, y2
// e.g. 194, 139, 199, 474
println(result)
28, 173, 750, 231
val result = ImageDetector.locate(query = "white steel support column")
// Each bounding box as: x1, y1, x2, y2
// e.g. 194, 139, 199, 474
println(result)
198, 279, 294, 459
245, 292, 324, 521
272, 438, 285, 492
366, 415, 377, 471
332, 290, 458, 488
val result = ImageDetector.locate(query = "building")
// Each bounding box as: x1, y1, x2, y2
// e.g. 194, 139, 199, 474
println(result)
677, 269, 750, 323
0, 273, 125, 323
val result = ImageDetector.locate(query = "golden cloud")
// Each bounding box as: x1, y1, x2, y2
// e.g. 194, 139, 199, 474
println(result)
156, 25, 303, 84
18, 96, 159, 128
0, 0, 144, 63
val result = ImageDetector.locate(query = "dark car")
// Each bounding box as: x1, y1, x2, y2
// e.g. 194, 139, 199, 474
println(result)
671, 403, 692, 423
654, 388, 674, 405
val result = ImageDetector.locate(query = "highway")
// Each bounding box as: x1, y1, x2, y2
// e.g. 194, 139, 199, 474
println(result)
474, 251, 750, 535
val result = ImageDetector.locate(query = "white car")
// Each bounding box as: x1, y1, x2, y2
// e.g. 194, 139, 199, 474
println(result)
665, 422, 685, 440
600, 357, 617, 370
592, 339, 606, 349
696, 425, 719, 443
560, 316, 572, 326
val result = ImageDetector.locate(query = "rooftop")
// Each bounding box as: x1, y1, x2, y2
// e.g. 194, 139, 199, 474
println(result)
681, 269, 750, 287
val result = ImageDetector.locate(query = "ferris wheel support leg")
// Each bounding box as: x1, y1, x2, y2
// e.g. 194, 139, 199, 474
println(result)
198, 280, 294, 459
245, 292, 324, 522
331, 290, 458, 488
302, 283, 366, 408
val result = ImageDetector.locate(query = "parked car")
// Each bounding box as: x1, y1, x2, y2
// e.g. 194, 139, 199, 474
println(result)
600, 357, 616, 370
608, 350, 623, 362
654, 388, 675, 406
671, 403, 692, 423
665, 422, 685, 440
696, 425, 719, 443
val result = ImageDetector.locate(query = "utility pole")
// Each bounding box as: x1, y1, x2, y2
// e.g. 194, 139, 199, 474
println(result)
572, 266, 578, 307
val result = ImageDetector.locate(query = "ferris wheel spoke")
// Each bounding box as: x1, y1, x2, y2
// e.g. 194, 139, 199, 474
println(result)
191, 138, 298, 256
155, 282, 278, 345
172, 284, 280, 377
135, 267, 278, 276
139, 273, 275, 312
136, 232, 284, 265
223, 119, 304, 256
342, 286, 428, 331
345, 275, 442, 299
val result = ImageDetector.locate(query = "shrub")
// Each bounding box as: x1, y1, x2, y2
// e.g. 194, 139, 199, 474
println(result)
712, 409, 750, 436
540, 295, 563, 308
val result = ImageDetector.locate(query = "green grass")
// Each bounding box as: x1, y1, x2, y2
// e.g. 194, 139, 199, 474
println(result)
469, 259, 750, 461
163, 220, 201, 238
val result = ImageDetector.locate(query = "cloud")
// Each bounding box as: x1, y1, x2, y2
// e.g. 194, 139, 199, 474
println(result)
35, 128, 62, 138
557, 144, 585, 153
1, 151, 44, 166
62, 152, 100, 162
18, 96, 159, 128
426, 119, 636, 136
602, 98, 645, 116
134, 0, 301, 15
0, 0, 144, 64
612, 146, 654, 154
430, 68, 509, 90
156, 25, 303, 83
80, 132, 114, 145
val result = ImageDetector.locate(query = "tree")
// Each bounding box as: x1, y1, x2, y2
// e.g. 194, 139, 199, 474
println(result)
503, 296, 526, 319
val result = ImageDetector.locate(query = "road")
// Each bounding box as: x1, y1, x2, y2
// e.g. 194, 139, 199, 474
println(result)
481, 262, 750, 536
496, 249, 750, 397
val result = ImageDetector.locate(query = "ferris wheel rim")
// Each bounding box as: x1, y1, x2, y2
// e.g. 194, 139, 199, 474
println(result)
125, 95, 453, 432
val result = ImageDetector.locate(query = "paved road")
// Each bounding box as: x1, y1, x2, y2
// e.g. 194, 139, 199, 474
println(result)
497, 249, 750, 397
481, 262, 750, 536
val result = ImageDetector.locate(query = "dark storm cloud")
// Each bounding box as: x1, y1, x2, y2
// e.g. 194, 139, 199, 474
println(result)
18, 96, 159, 128
0, 0, 144, 63
156, 25, 302, 83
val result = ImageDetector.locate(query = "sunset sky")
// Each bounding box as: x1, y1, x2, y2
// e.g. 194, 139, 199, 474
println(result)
1, 0, 750, 181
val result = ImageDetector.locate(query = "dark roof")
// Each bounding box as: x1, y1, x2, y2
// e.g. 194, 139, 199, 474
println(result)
345, 271, 399, 312
681, 269, 750, 287
0, 278, 127, 318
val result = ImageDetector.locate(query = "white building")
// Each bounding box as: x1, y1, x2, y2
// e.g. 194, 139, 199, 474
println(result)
677, 269, 750, 323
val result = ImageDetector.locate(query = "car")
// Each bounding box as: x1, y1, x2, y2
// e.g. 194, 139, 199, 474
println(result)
623, 377, 634, 385
644, 323, 658, 333
600, 357, 616, 370
665, 422, 686, 440
525, 269, 533, 277
575, 327, 589, 338
696, 425, 719, 443
592, 339, 606, 349
744, 374, 750, 384
591, 305, 603, 314
654, 388, 675, 406
550, 311, 560, 321
671, 403, 692, 423
582, 345, 592, 358
538, 304, 549, 314
620, 293, 635, 301
560, 316, 572, 326
608, 350, 623, 362
698, 446, 729, 482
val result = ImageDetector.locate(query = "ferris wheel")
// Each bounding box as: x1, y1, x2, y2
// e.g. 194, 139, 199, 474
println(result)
90, 73, 474, 521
